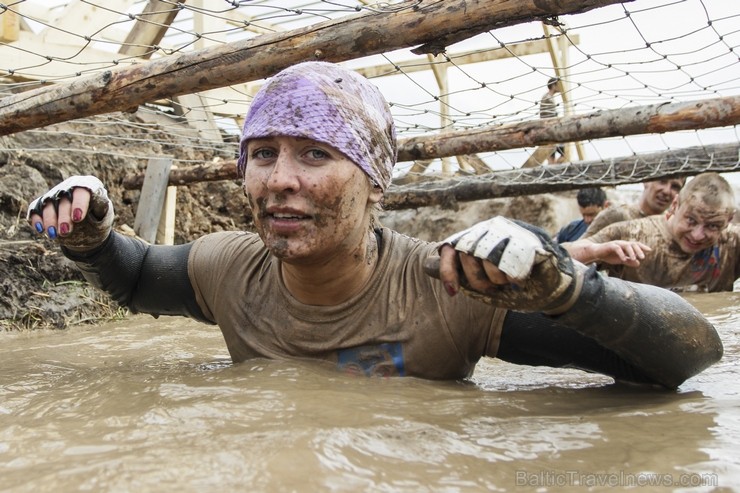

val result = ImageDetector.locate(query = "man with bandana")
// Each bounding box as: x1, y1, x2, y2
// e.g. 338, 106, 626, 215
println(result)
27, 62, 722, 389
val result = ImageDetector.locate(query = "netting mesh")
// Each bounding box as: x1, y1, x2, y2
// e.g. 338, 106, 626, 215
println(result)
0, 0, 738, 194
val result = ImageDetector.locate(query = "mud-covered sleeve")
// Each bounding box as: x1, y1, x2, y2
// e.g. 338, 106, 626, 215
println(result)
62, 231, 211, 323
551, 266, 722, 388
586, 220, 631, 244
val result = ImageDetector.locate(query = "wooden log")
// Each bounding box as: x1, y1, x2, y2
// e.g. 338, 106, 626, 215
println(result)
0, 0, 626, 136
383, 142, 740, 210
397, 95, 740, 161
122, 96, 740, 190
124, 158, 237, 190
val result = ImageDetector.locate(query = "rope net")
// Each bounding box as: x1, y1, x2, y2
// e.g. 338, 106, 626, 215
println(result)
0, 0, 738, 193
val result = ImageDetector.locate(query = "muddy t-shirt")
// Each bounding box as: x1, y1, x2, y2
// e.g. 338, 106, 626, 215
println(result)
187, 228, 506, 379
582, 203, 645, 239
589, 217, 740, 292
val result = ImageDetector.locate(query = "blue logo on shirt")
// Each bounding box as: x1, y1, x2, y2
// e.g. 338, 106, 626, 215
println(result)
337, 343, 405, 377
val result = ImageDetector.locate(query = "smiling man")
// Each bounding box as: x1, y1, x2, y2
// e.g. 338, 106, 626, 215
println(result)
582, 177, 685, 239
564, 173, 740, 292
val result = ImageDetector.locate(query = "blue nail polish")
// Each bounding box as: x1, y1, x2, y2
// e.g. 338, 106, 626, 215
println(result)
35, 222, 43, 233
48, 226, 57, 239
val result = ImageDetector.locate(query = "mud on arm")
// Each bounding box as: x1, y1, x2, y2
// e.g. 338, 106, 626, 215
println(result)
551, 265, 723, 389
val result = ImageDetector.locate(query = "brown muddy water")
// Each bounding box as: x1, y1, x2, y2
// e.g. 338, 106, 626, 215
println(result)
1, 292, 739, 493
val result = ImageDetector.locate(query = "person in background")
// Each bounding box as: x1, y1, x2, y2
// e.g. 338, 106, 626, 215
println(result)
565, 172, 739, 292
555, 187, 609, 243
539, 77, 566, 164
26, 61, 721, 389
582, 177, 685, 238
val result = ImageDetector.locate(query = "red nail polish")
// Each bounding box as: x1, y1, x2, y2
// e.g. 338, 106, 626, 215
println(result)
444, 282, 458, 297
59, 223, 69, 236
73, 208, 83, 222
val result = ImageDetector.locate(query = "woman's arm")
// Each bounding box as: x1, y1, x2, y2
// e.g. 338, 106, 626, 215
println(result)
428, 216, 723, 389
547, 265, 721, 389
28, 175, 211, 323
64, 232, 211, 323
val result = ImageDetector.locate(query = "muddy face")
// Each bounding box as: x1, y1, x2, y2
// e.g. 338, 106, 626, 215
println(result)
667, 196, 731, 254
642, 178, 684, 215
243, 136, 377, 265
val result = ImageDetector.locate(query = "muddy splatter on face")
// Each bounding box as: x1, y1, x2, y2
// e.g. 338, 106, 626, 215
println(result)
244, 136, 377, 264
668, 195, 731, 254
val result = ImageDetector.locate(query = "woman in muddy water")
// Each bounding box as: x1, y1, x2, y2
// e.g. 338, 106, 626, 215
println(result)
27, 61, 722, 390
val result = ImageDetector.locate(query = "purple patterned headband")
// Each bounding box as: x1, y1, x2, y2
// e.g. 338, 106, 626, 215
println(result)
237, 61, 397, 191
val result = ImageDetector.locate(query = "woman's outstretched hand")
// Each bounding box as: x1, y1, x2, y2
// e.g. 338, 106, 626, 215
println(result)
27, 175, 114, 252
425, 216, 584, 315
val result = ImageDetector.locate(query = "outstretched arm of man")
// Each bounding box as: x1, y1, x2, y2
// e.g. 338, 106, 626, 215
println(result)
563, 238, 651, 267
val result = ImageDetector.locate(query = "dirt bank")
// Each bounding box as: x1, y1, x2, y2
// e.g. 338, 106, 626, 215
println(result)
0, 112, 579, 331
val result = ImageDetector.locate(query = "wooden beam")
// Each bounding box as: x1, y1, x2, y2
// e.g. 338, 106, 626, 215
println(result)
383, 142, 740, 210
0, 0, 628, 136
543, 22, 586, 162
427, 54, 454, 175
397, 95, 740, 162
0, 6, 20, 42
354, 36, 579, 79
119, 0, 185, 59
121, 96, 740, 190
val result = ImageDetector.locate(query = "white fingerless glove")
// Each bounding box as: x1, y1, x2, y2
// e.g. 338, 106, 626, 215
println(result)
442, 216, 584, 314
27, 175, 114, 252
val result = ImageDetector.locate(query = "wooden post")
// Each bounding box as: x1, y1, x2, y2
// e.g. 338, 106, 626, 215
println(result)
156, 165, 177, 245
0, 7, 20, 42
134, 157, 173, 244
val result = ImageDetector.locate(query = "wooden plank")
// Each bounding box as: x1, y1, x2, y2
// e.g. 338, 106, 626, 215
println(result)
119, 0, 184, 59
134, 157, 173, 244
521, 145, 555, 168
156, 181, 177, 245
1, 7, 20, 42
0, 0, 628, 136
355, 36, 579, 79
